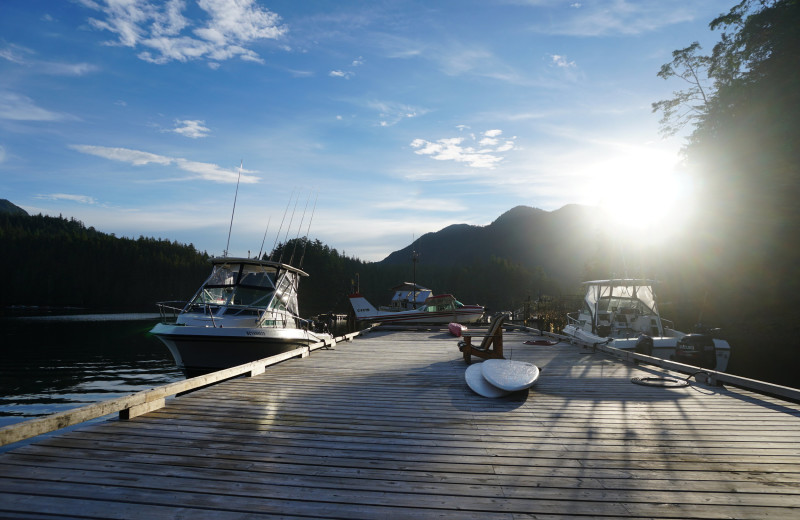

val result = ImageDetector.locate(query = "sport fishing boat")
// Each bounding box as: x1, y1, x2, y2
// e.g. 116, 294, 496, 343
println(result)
349, 285, 484, 325
151, 257, 332, 372
562, 279, 731, 371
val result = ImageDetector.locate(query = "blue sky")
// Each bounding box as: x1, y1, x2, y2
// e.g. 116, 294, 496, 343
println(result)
1, 0, 732, 261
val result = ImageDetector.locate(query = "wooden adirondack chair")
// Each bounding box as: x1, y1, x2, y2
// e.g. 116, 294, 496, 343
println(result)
458, 312, 510, 364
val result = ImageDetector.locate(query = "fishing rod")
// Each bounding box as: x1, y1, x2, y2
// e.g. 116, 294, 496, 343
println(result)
224, 160, 243, 257
257, 216, 271, 260
269, 188, 296, 262
289, 191, 312, 266
298, 192, 318, 269
278, 191, 301, 264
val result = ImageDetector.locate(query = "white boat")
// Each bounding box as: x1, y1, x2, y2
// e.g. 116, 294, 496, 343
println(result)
349, 284, 484, 325
562, 279, 730, 371
380, 282, 432, 311
151, 257, 332, 372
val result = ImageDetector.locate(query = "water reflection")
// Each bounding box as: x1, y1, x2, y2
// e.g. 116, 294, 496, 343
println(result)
0, 314, 184, 427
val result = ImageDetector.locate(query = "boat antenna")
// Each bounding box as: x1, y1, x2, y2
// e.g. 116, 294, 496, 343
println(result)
298, 192, 318, 269
257, 216, 271, 260
411, 235, 419, 305
269, 188, 296, 262
224, 160, 243, 258
278, 191, 301, 264
289, 191, 312, 265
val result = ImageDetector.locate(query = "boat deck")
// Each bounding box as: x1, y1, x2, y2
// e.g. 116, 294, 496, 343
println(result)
1, 329, 799, 519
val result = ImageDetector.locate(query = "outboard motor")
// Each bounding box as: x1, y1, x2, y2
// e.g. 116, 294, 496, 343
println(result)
634, 334, 653, 356
675, 333, 717, 369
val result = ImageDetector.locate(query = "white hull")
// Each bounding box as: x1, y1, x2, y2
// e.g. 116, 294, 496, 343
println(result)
355, 308, 484, 325
151, 322, 330, 372
562, 324, 730, 372
349, 292, 484, 325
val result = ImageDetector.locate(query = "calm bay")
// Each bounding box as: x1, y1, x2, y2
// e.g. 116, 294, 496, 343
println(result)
0, 313, 184, 429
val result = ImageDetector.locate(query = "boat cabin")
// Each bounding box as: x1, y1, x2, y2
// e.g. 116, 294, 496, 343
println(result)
423, 294, 468, 313
380, 282, 433, 311
578, 279, 666, 338
182, 258, 308, 327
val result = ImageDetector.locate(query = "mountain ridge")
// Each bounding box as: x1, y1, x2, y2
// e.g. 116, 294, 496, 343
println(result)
380, 204, 601, 287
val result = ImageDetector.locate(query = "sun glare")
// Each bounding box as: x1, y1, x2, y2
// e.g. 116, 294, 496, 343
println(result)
581, 147, 693, 242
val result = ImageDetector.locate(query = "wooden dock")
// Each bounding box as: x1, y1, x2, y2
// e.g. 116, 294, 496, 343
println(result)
1, 329, 799, 519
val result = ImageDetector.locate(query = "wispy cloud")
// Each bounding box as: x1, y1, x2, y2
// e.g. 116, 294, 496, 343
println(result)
367, 100, 428, 127
410, 129, 517, 169
529, 0, 698, 36
1, 43, 98, 75
329, 70, 353, 79
36, 193, 98, 205
170, 119, 210, 138
0, 91, 74, 121
70, 144, 259, 183
78, 0, 288, 66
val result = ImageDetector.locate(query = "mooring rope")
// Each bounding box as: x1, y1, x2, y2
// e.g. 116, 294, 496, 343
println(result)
631, 371, 711, 388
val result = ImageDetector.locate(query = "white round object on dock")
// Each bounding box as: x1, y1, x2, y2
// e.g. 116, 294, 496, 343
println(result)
465, 363, 511, 398
481, 359, 540, 392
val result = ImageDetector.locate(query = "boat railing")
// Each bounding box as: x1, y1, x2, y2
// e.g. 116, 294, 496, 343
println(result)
156, 301, 188, 323
565, 312, 582, 327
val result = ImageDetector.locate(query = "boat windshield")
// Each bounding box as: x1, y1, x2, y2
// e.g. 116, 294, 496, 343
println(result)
584, 283, 659, 317
189, 263, 279, 310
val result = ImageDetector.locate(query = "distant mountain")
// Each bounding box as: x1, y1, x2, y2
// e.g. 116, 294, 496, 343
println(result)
380, 204, 602, 288
0, 199, 28, 216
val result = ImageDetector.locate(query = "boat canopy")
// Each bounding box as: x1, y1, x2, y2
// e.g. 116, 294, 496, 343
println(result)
583, 279, 659, 321
424, 294, 467, 312
388, 282, 432, 306
187, 258, 303, 316
209, 257, 309, 277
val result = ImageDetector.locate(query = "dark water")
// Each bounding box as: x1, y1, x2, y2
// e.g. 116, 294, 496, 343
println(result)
0, 314, 184, 428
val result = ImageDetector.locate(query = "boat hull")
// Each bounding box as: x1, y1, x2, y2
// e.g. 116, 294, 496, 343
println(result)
151, 323, 329, 372
357, 308, 484, 325
562, 325, 730, 372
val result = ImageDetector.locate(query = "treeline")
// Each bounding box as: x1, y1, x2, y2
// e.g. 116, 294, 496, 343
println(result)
0, 212, 210, 311
257, 239, 564, 318
650, 0, 799, 385
0, 213, 563, 318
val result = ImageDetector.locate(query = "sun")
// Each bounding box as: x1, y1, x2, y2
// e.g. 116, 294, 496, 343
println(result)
580, 146, 694, 242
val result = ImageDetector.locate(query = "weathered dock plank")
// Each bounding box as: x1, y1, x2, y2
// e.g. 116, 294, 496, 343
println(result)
1, 329, 799, 519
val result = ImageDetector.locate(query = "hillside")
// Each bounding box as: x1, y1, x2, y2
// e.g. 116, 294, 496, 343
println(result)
0, 199, 29, 216
381, 204, 601, 288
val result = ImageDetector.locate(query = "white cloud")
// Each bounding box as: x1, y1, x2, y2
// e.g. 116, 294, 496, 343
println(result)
550, 54, 576, 68
410, 129, 517, 170
171, 119, 210, 138
69, 144, 258, 183
79, 0, 287, 65
0, 91, 73, 121
329, 70, 352, 79
36, 193, 98, 205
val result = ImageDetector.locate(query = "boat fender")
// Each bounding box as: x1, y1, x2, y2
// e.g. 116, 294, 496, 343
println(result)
634, 334, 653, 356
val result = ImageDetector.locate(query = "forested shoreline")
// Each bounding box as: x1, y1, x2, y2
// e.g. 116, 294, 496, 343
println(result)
0, 211, 211, 312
